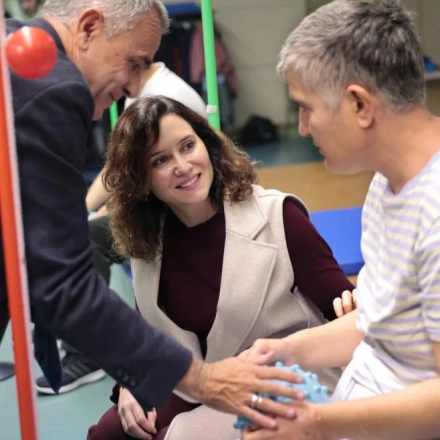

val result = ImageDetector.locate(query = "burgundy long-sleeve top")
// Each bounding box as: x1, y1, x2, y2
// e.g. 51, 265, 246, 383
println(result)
158, 198, 354, 357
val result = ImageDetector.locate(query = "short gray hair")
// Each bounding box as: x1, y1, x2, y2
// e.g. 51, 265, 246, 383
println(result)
42, 0, 169, 37
278, 0, 426, 112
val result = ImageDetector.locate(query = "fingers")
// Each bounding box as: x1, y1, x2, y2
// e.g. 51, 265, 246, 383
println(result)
245, 340, 286, 364
133, 405, 157, 434
254, 378, 306, 402
334, 290, 357, 317
243, 426, 272, 439
147, 408, 157, 425
238, 404, 279, 430
257, 365, 304, 385
252, 395, 297, 420
253, 350, 276, 366
333, 297, 343, 317
120, 410, 152, 439
342, 290, 354, 313
239, 349, 249, 358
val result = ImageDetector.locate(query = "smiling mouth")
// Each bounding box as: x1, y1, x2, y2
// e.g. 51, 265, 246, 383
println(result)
176, 174, 201, 189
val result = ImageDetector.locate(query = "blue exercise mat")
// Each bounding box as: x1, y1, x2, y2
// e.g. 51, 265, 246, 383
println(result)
164, 2, 201, 17
310, 206, 363, 276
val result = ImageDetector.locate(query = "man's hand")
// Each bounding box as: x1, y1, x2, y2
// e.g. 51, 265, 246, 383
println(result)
244, 401, 329, 440
176, 356, 306, 430
118, 387, 157, 439
239, 338, 292, 366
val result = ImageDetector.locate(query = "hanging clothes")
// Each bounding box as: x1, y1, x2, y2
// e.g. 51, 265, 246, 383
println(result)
190, 20, 239, 98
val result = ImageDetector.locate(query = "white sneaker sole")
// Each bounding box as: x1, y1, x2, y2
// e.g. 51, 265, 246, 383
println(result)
36, 369, 106, 394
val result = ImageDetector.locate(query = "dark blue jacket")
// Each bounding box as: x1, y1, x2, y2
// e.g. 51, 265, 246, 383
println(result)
0, 17, 192, 409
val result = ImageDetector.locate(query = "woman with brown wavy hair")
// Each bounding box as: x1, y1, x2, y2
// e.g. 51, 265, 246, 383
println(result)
104, 96, 257, 263
88, 96, 355, 440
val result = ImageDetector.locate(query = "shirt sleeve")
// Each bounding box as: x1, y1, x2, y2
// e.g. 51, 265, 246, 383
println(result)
417, 217, 440, 342
283, 198, 355, 320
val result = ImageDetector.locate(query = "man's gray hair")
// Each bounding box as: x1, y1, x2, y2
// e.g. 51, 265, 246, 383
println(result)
42, 0, 169, 37
278, 0, 426, 112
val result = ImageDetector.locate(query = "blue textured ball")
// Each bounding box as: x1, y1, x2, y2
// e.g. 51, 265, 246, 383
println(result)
234, 362, 329, 432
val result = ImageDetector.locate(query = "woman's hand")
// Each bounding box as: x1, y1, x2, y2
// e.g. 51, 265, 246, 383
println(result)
118, 387, 157, 439
333, 288, 357, 318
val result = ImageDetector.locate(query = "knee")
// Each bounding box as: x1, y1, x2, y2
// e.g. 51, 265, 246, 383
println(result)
87, 405, 126, 440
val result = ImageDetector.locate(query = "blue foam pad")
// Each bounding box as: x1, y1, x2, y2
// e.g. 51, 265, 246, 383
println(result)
164, 3, 201, 17
310, 207, 363, 275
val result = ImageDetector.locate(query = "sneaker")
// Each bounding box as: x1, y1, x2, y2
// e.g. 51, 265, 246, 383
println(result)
36, 353, 106, 394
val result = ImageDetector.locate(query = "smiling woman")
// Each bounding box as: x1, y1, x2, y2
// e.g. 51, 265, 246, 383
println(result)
104, 96, 256, 261
87, 96, 355, 440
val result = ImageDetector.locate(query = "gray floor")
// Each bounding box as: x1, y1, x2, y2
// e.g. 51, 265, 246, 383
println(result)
0, 266, 134, 439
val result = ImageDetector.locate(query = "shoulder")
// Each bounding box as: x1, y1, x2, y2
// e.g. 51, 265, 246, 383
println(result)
11, 58, 93, 119
415, 154, 440, 235
251, 184, 309, 216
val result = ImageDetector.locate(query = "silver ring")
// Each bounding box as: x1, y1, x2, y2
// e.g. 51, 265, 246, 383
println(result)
250, 394, 259, 408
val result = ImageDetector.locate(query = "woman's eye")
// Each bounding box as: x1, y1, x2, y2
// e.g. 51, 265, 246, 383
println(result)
152, 156, 167, 167
183, 142, 195, 151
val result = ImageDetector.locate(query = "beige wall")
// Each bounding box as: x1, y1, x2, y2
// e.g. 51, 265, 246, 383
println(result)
166, 0, 306, 127
402, 0, 440, 115
166, 0, 440, 123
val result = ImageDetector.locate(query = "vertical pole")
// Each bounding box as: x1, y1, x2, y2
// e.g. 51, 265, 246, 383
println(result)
0, 7, 39, 440
109, 101, 119, 130
200, 0, 221, 130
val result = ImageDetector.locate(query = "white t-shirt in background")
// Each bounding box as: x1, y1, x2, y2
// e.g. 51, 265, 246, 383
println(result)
124, 62, 208, 118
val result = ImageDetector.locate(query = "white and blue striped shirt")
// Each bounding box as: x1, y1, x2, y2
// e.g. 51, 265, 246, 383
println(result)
355, 151, 440, 389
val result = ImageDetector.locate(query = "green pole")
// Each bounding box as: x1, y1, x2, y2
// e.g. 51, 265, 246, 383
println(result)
109, 101, 119, 130
201, 0, 221, 130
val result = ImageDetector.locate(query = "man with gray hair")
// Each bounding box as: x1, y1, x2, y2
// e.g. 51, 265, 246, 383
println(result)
0, 0, 305, 430
243, 0, 440, 439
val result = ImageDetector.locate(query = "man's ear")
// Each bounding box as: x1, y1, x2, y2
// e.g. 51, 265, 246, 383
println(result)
74, 9, 105, 50
346, 84, 375, 129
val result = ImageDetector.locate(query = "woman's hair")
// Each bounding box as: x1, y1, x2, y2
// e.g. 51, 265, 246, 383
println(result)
104, 96, 257, 261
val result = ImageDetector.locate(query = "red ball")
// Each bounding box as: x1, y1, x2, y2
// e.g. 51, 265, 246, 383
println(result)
6, 27, 57, 80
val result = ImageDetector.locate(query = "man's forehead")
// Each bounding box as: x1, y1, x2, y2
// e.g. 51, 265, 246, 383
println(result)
288, 85, 308, 105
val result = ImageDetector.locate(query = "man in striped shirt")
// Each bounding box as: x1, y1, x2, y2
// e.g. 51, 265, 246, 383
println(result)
242, 1, 440, 439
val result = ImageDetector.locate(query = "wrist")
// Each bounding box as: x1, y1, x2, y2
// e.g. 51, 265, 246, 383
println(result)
283, 331, 303, 365
175, 357, 207, 402
310, 403, 339, 440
